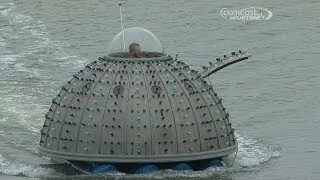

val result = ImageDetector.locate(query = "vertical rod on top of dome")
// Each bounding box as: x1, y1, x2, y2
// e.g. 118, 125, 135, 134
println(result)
119, 1, 125, 51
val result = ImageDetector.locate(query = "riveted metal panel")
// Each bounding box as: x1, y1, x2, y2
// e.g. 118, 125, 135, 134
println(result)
38, 55, 239, 163
126, 63, 152, 155
148, 62, 179, 155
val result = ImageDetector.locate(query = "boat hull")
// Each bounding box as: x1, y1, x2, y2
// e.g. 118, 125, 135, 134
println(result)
52, 156, 228, 174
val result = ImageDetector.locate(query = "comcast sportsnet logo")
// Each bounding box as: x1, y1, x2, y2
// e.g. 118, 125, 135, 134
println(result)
220, 7, 273, 21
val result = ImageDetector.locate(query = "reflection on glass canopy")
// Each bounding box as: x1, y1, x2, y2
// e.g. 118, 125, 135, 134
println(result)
108, 27, 165, 58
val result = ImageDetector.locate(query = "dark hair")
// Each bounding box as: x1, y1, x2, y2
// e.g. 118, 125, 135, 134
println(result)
129, 43, 140, 53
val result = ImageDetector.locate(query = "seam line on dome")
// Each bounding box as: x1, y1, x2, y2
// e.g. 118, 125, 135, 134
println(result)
205, 78, 232, 146
73, 62, 115, 153
158, 62, 203, 152
56, 62, 100, 151
97, 62, 125, 154
207, 89, 232, 146
172, 63, 221, 149
140, 62, 153, 154
149, 62, 179, 154
44, 88, 67, 148
124, 62, 133, 155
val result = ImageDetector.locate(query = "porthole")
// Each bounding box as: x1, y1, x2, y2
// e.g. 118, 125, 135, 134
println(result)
151, 85, 162, 95
81, 83, 92, 93
113, 86, 125, 95
184, 83, 193, 93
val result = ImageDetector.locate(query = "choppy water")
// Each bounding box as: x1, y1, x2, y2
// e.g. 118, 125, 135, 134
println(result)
0, 0, 319, 179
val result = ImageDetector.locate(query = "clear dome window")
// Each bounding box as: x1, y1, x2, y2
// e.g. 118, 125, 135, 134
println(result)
108, 27, 165, 58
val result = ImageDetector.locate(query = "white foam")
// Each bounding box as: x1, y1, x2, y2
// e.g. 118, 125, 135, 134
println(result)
0, 116, 8, 123
0, 41, 6, 47
225, 133, 280, 170
0, 162, 55, 177
7, 62, 40, 80
105, 134, 280, 179
1, 2, 87, 76
0, 95, 43, 134
12, 14, 33, 23
57, 55, 78, 60
0, 54, 21, 70
0, 132, 280, 179
13, 63, 27, 72
0, 9, 9, 17
0, 155, 59, 178
0, 2, 15, 17
101, 167, 227, 180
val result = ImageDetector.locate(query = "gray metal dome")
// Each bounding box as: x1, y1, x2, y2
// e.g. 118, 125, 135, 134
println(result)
38, 56, 237, 162
38, 28, 251, 163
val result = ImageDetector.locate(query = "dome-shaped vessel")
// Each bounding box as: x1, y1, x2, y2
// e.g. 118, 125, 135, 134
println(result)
38, 28, 251, 171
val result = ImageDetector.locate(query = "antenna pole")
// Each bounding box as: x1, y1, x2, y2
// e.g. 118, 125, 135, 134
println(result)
119, 1, 125, 51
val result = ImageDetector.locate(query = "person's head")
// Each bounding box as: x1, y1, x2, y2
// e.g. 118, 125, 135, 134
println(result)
129, 43, 141, 58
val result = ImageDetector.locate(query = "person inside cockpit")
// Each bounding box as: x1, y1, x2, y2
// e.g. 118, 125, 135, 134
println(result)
129, 43, 141, 58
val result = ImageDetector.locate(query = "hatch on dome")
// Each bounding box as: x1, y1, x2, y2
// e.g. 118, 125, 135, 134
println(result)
107, 27, 165, 58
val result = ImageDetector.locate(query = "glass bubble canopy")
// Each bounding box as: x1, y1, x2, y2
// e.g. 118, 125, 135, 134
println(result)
108, 27, 165, 58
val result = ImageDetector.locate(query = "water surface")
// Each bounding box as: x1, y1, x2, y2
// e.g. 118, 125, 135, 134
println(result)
0, 0, 319, 179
